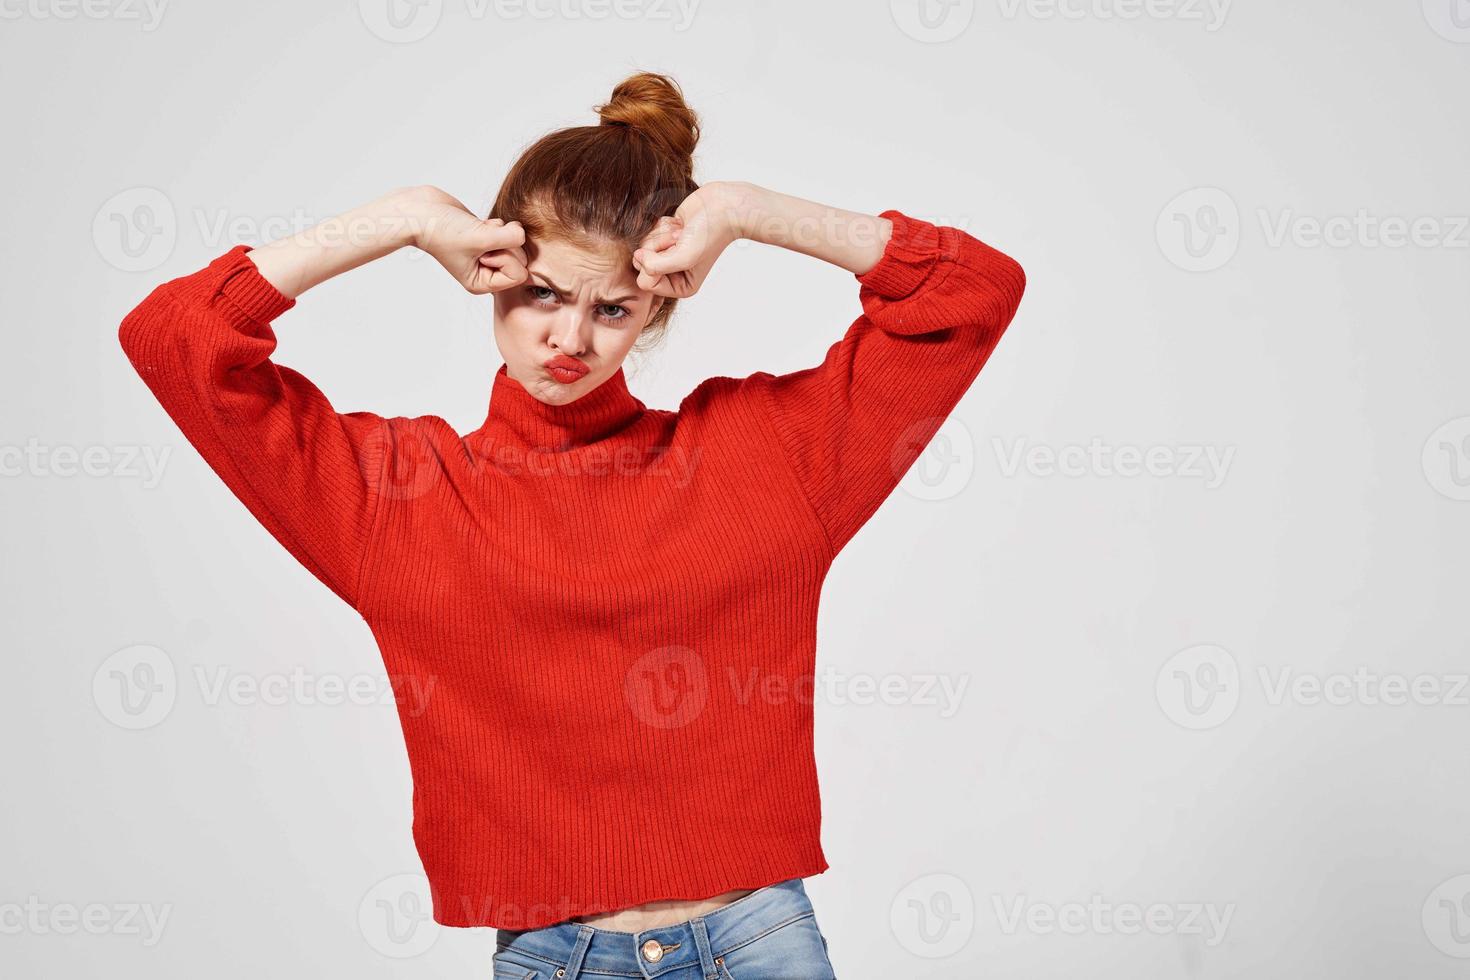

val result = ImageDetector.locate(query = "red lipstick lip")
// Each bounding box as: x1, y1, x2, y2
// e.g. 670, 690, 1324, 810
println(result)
544, 355, 589, 383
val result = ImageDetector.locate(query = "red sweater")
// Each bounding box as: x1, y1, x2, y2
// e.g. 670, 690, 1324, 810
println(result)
118, 209, 1026, 929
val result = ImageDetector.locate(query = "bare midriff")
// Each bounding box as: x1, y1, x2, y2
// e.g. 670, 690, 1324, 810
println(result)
571, 887, 757, 932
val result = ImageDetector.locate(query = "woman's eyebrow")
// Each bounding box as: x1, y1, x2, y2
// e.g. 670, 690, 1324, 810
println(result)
529, 271, 639, 306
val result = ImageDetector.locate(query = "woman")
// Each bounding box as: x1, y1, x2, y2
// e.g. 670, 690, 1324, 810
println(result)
118, 72, 1025, 978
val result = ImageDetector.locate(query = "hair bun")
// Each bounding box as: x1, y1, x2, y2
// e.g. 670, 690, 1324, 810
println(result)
596, 71, 700, 178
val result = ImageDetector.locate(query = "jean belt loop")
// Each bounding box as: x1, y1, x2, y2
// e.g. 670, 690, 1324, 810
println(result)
561, 924, 595, 980
690, 915, 720, 979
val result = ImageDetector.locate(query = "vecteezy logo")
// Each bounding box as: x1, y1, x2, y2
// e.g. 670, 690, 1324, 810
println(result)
889, 0, 975, 42
1423, 0, 1470, 42
895, 416, 976, 502
93, 188, 176, 273
890, 873, 975, 959
93, 644, 177, 730
1155, 643, 1240, 730
1421, 416, 1470, 501
1423, 874, 1470, 957
358, 0, 443, 43
1156, 187, 1240, 272
358, 873, 439, 958
623, 644, 708, 729
360, 422, 443, 502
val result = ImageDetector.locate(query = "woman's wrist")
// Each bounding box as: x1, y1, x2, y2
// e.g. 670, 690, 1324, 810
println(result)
388, 184, 463, 250
706, 181, 770, 242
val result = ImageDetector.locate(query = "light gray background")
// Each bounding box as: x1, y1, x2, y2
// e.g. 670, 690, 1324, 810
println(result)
3, 1, 1468, 977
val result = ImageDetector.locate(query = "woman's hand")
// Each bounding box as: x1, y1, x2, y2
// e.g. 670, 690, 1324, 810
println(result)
631, 182, 758, 300
245, 186, 528, 300
403, 186, 529, 295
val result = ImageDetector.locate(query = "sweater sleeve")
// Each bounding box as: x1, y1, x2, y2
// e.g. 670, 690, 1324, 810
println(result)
117, 245, 388, 610
741, 209, 1026, 557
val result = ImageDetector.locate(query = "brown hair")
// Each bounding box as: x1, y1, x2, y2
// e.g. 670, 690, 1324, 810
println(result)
489, 71, 701, 351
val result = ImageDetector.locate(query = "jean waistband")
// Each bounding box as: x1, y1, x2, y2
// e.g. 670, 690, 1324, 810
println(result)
494, 878, 814, 978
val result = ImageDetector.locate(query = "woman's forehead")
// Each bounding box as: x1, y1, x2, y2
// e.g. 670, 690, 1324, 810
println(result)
526, 236, 640, 295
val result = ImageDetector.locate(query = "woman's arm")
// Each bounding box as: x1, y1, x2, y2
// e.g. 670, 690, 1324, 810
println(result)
724, 183, 894, 277
117, 187, 528, 610
717, 185, 1028, 558
630, 182, 892, 294
247, 185, 528, 298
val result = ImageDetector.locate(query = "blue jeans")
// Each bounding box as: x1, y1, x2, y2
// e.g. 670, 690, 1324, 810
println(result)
491, 878, 836, 979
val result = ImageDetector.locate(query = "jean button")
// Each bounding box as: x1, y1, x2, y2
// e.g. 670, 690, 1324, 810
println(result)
641, 938, 664, 962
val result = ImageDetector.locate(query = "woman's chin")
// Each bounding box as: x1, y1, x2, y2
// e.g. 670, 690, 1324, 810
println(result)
530, 371, 590, 405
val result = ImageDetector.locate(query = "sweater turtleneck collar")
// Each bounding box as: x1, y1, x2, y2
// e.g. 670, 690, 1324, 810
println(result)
474, 362, 648, 453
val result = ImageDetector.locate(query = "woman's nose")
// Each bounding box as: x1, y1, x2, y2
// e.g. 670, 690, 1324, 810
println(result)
550, 314, 588, 355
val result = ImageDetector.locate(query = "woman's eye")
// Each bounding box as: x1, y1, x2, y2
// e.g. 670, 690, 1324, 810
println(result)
526, 288, 627, 323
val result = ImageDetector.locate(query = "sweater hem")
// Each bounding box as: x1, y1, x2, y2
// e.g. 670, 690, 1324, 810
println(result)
426, 854, 833, 931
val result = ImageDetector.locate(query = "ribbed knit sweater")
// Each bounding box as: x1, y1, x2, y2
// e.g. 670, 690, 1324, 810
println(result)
117, 208, 1026, 929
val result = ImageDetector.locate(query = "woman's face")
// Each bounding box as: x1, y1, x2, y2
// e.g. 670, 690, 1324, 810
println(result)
492, 235, 663, 405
